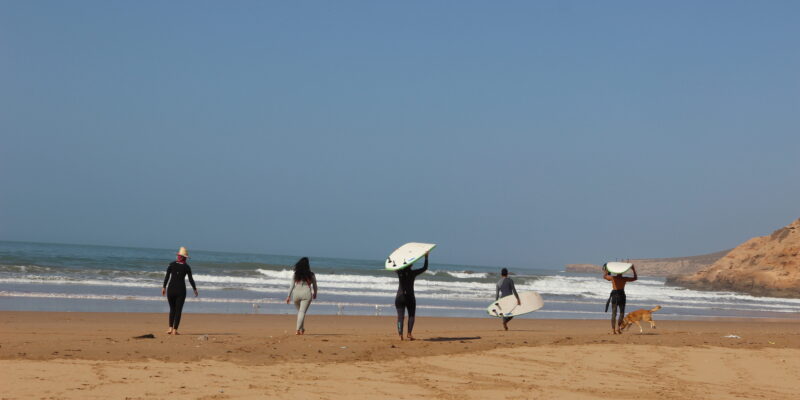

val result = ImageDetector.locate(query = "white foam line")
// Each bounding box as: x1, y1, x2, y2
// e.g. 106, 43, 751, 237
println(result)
0, 291, 481, 311
0, 277, 158, 288
540, 298, 800, 313
2, 291, 797, 318
4, 273, 800, 312
425, 270, 490, 279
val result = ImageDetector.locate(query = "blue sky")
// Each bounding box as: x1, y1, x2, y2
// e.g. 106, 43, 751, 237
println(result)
1, 1, 798, 269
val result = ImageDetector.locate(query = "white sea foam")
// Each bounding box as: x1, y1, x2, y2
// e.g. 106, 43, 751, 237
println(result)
0, 264, 52, 273
0, 277, 157, 288
519, 275, 800, 305
0, 291, 482, 311
446, 271, 489, 279
0, 277, 236, 292
426, 270, 490, 279
3, 269, 799, 316
12, 289, 784, 318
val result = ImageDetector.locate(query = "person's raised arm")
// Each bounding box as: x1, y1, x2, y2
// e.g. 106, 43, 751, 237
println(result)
187, 265, 198, 296
629, 265, 638, 282
414, 254, 430, 277
603, 264, 612, 281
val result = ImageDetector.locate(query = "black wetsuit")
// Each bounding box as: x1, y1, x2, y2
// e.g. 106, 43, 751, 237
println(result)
395, 257, 428, 336
605, 289, 626, 329
163, 261, 197, 330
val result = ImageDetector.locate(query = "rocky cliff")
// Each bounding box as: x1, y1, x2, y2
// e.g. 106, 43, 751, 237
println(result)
667, 219, 800, 298
565, 250, 730, 277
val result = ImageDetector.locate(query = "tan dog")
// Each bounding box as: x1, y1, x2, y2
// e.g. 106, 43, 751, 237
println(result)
619, 305, 661, 333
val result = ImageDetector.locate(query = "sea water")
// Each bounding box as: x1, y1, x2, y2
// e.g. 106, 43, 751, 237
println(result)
1, 241, 798, 320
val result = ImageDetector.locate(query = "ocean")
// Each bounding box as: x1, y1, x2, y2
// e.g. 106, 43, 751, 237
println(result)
1, 241, 798, 320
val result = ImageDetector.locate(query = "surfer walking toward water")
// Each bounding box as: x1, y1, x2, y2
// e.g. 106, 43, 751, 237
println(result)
285, 257, 318, 335
604, 264, 637, 334
495, 268, 521, 331
161, 246, 198, 335
395, 253, 428, 341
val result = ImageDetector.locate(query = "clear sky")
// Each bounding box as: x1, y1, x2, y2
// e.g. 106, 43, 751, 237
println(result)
1, 1, 798, 269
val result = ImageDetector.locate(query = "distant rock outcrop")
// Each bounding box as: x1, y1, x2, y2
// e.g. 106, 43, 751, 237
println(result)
565, 250, 730, 277
565, 264, 602, 273
667, 218, 800, 298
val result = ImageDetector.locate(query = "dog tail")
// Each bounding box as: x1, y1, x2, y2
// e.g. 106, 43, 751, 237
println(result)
650, 305, 662, 312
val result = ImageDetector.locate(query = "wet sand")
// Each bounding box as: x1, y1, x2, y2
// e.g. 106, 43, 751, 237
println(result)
1, 311, 799, 399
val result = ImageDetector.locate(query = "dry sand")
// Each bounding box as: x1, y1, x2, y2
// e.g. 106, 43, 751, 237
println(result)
1, 311, 799, 399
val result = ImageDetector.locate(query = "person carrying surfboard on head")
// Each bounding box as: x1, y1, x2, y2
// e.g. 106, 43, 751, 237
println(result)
603, 263, 637, 334
394, 253, 428, 341
495, 268, 520, 331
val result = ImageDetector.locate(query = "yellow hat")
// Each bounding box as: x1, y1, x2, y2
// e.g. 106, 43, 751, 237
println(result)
177, 246, 189, 258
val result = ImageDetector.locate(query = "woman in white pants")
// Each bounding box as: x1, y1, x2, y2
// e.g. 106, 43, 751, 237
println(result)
285, 257, 318, 335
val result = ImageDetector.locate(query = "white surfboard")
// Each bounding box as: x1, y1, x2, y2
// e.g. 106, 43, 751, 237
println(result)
486, 291, 544, 318
385, 242, 436, 271
605, 262, 633, 274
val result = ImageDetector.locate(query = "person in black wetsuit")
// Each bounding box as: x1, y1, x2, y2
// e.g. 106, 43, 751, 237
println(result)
161, 246, 198, 335
395, 253, 428, 341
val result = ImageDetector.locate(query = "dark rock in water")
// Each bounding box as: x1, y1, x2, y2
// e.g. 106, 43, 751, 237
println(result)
133, 333, 156, 339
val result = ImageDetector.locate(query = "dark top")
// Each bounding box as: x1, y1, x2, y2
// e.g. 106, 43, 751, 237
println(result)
495, 277, 519, 300
163, 262, 197, 294
395, 257, 428, 297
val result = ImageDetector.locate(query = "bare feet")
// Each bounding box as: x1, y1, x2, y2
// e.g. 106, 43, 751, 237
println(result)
295, 330, 301, 335
166, 328, 174, 335
300, 329, 305, 335
503, 321, 509, 331
406, 334, 415, 341
172, 331, 180, 335
399, 335, 404, 341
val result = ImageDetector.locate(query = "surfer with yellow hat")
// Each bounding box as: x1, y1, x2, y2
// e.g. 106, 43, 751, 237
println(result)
161, 246, 198, 335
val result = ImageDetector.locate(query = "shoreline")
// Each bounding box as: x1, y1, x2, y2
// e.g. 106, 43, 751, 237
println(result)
1, 306, 798, 322
2, 311, 800, 399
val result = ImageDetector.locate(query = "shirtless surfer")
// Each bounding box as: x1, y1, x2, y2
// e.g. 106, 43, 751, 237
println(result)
603, 264, 637, 334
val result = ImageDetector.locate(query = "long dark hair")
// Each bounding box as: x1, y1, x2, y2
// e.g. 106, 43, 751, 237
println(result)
293, 257, 313, 282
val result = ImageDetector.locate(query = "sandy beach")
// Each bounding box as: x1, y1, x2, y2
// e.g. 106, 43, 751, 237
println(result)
1, 311, 799, 399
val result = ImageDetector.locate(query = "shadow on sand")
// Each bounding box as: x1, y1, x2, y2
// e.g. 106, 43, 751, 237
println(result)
423, 336, 481, 342
179, 332, 239, 336
303, 333, 345, 336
